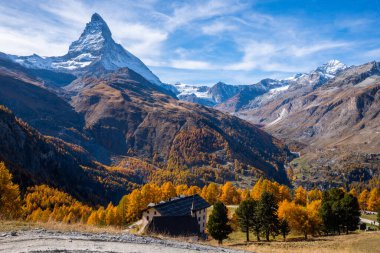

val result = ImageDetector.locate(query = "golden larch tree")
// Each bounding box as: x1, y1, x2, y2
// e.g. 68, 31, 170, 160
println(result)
294, 186, 307, 206
0, 162, 22, 219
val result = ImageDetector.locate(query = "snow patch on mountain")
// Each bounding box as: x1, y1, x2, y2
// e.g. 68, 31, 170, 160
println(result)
175, 83, 211, 98
267, 108, 288, 126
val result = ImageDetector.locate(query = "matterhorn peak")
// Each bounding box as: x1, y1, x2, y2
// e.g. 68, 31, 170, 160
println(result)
6, 13, 162, 86
68, 13, 112, 55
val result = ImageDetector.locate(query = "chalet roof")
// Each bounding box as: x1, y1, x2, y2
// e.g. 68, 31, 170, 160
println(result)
149, 194, 210, 216
146, 216, 200, 236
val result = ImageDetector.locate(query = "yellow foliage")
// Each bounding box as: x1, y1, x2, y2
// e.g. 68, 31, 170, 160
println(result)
141, 183, 160, 207
308, 188, 322, 203
186, 185, 201, 196
126, 189, 144, 222
278, 200, 310, 239
367, 188, 380, 211
279, 185, 292, 202
161, 182, 176, 200
306, 200, 322, 235
294, 186, 307, 206
219, 182, 240, 205
358, 189, 369, 210
24, 184, 92, 224
203, 183, 220, 204
0, 162, 22, 219
176, 184, 188, 196
240, 188, 251, 201
250, 179, 281, 201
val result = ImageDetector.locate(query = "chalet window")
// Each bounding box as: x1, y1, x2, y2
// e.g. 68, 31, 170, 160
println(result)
203, 215, 205, 220
203, 223, 205, 227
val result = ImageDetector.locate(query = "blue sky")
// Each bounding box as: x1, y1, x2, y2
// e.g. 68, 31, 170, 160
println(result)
0, 0, 379, 85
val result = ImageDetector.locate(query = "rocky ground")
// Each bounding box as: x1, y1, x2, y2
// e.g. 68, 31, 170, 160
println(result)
0, 229, 248, 253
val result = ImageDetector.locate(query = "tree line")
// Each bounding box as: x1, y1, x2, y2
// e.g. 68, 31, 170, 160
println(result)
0, 161, 378, 240
208, 187, 361, 244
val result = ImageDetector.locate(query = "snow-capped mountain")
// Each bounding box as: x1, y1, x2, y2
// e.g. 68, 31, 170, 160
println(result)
177, 60, 348, 110
315, 59, 347, 77
8, 13, 162, 86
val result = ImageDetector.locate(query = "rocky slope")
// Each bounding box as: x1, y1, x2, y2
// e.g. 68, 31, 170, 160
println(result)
176, 59, 379, 188
236, 61, 380, 188
68, 68, 291, 184
0, 105, 137, 205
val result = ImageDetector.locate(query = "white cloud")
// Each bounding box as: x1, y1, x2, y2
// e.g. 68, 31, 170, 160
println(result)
109, 22, 168, 60
289, 42, 350, 57
169, 60, 214, 70
201, 21, 237, 35
165, 0, 245, 31
364, 48, 380, 59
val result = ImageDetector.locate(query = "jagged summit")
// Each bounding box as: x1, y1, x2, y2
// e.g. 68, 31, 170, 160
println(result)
91, 13, 105, 23
6, 13, 162, 86
68, 13, 112, 55
316, 59, 347, 76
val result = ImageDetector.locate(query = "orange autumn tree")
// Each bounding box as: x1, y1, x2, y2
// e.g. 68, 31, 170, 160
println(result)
294, 186, 307, 206
187, 185, 202, 196
367, 188, 380, 211
307, 188, 322, 203
250, 179, 281, 201
126, 189, 144, 222
161, 182, 177, 200
202, 183, 220, 204
306, 200, 322, 236
358, 189, 369, 210
278, 200, 310, 239
176, 184, 189, 196
141, 183, 161, 207
24, 185, 92, 223
219, 182, 240, 205
279, 185, 292, 202
0, 162, 22, 219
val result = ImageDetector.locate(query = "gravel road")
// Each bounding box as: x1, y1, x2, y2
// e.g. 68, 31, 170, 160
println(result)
0, 229, 248, 253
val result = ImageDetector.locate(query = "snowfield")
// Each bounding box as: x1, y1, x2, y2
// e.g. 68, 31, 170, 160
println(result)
0, 229, 248, 253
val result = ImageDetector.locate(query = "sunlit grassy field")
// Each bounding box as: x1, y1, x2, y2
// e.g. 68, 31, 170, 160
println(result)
361, 213, 377, 221
207, 231, 380, 253
206, 205, 380, 253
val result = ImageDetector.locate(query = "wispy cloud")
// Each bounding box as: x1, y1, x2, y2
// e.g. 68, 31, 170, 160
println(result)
0, 0, 378, 84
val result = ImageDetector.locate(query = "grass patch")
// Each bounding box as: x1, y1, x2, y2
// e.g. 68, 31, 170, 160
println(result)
0, 220, 124, 234
361, 214, 377, 221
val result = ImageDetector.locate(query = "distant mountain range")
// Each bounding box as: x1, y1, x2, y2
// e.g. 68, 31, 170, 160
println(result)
0, 13, 294, 202
174, 60, 380, 188
175, 59, 348, 108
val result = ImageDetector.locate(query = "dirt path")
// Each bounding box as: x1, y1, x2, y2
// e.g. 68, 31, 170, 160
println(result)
0, 229, 248, 253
